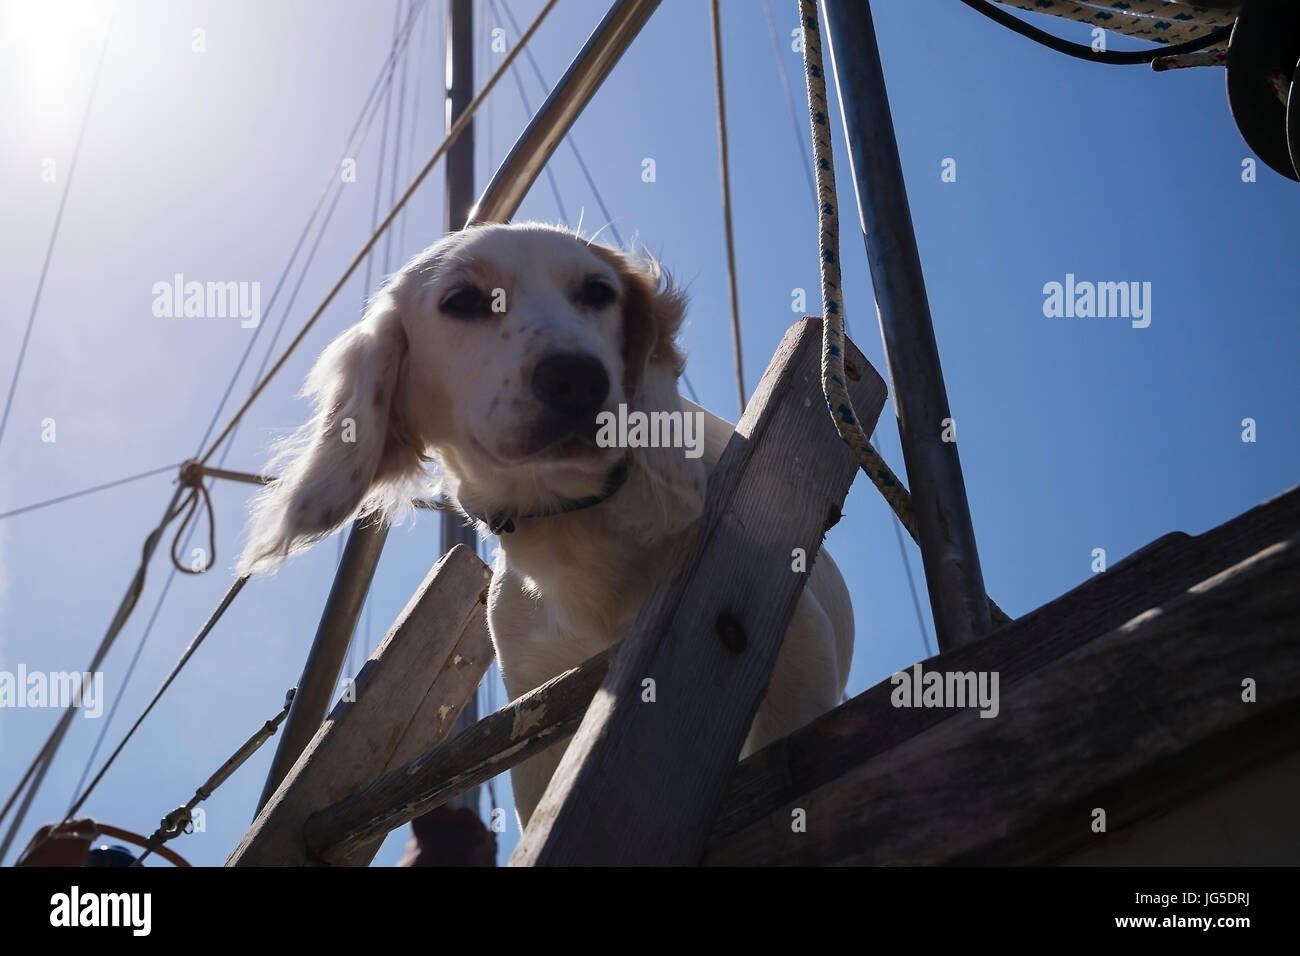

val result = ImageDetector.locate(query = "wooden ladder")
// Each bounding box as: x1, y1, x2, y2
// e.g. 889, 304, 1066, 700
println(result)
228, 318, 888, 866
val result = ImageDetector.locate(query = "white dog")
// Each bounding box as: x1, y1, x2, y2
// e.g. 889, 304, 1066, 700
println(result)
239, 222, 854, 829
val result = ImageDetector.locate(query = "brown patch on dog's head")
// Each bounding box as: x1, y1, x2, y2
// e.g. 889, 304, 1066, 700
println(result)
588, 244, 686, 393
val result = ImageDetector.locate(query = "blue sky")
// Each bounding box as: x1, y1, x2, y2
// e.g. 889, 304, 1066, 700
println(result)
1, 0, 1296, 867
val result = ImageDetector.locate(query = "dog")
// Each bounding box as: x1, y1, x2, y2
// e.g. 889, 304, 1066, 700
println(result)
238, 222, 854, 830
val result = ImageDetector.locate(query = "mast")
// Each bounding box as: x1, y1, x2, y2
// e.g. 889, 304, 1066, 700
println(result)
440, 0, 483, 820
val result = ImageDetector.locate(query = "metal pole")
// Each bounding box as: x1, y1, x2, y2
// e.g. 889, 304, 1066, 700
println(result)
469, 0, 661, 224
256, 0, 661, 812
256, 522, 387, 811
820, 0, 992, 650
441, 0, 481, 816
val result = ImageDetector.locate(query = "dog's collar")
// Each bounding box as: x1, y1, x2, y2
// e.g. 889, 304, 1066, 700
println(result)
456, 456, 632, 535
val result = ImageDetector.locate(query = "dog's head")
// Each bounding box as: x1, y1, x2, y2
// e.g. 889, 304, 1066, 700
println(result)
238, 222, 705, 574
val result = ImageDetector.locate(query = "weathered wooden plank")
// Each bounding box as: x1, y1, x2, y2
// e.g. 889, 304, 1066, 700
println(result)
332, 599, 495, 866
305, 643, 619, 863
704, 533, 1300, 865
510, 318, 887, 866
227, 545, 491, 866
708, 483, 1300, 844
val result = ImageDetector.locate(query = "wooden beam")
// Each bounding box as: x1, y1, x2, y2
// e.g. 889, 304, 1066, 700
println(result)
332, 603, 496, 866
708, 483, 1300, 845
510, 318, 887, 866
704, 531, 1300, 865
227, 544, 492, 866
305, 643, 619, 863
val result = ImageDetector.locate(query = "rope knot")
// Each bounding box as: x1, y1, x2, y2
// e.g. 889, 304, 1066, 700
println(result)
178, 459, 205, 488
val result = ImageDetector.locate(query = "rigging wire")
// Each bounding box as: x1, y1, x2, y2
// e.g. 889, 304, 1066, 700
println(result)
0, 464, 178, 522
495, 0, 623, 248
65, 576, 251, 819
57, 0, 561, 828
397, 0, 433, 256
872, 428, 933, 657
761, 0, 817, 205
195, 0, 560, 470
485, 0, 570, 223
50, 1, 423, 832
382, 0, 409, 276
0, 485, 185, 862
0, 5, 117, 455
194, 0, 431, 459
347, 0, 407, 679
709, 0, 747, 418
65, 4, 434, 816
796, 0, 1011, 638
753, 1, 930, 652
492, 0, 701, 406
504, 55, 570, 223
63, 12, 426, 819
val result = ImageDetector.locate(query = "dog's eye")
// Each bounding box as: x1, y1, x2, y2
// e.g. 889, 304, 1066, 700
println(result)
440, 286, 492, 319
575, 277, 617, 310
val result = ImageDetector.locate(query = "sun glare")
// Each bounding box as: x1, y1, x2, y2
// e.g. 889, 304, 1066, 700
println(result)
1, 1, 112, 123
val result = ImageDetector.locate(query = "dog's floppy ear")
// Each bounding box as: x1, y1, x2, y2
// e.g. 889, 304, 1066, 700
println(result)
237, 290, 427, 574
594, 245, 706, 539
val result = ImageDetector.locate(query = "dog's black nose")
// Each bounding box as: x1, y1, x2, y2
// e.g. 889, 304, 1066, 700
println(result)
531, 352, 610, 422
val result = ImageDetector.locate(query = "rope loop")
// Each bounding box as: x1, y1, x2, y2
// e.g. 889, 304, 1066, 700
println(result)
798, 0, 1010, 627
797, 0, 917, 537
171, 460, 217, 575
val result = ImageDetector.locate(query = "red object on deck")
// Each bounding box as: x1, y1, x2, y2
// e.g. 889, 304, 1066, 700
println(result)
396, 808, 496, 867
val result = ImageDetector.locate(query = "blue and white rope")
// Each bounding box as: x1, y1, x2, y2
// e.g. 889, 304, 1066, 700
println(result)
797, 0, 1011, 627
993, 0, 1236, 47
797, 0, 917, 540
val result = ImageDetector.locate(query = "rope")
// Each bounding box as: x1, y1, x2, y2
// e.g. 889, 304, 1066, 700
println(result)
197, 0, 559, 469
962, 1, 1233, 65
798, 0, 915, 536
167, 460, 219, 574
0, 4, 116, 455
195, 0, 429, 461
0, 485, 184, 862
201, 0, 427, 463
61, 459, 274, 812
758, 0, 923, 649
710, 0, 748, 417
4, 4, 433, 852
57, 10, 555, 794
993, 0, 1236, 45
1151, 48, 1228, 72
66, 8, 430, 802
797, 0, 1011, 629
